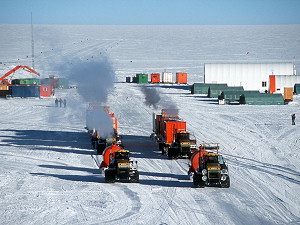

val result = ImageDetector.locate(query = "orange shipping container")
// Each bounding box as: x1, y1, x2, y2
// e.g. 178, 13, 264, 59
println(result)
40, 85, 52, 97
284, 87, 293, 102
164, 121, 186, 144
0, 84, 9, 90
176, 73, 188, 84
109, 113, 118, 134
151, 73, 160, 83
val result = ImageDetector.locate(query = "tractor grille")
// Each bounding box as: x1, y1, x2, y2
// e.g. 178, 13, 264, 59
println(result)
181, 147, 190, 154
208, 172, 220, 179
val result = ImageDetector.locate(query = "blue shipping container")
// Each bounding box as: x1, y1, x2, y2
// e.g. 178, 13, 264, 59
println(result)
10, 85, 40, 98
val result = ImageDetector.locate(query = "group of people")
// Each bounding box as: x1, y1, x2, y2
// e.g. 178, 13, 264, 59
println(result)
55, 98, 67, 108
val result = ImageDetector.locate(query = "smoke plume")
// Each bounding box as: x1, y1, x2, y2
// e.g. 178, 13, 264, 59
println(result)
52, 56, 116, 137
140, 86, 161, 109
140, 85, 178, 112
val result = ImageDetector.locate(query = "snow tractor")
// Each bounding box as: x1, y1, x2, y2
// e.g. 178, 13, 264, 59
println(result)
86, 104, 122, 154
188, 144, 230, 188
100, 145, 139, 183
152, 109, 197, 159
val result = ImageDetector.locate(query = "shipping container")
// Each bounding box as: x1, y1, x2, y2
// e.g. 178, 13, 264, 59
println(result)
0, 84, 9, 90
151, 73, 160, 83
11, 78, 40, 85
284, 87, 293, 102
40, 85, 53, 97
132, 76, 137, 83
164, 121, 186, 144
40, 78, 51, 86
136, 73, 148, 84
294, 83, 300, 95
239, 92, 284, 105
0, 90, 10, 98
220, 90, 249, 102
208, 85, 243, 98
126, 77, 131, 83
162, 72, 173, 83
191, 83, 228, 94
10, 85, 40, 98
58, 78, 69, 89
176, 73, 188, 84
109, 113, 118, 134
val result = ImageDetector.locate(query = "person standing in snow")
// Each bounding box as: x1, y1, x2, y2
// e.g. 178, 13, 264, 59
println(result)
55, 98, 58, 107
63, 99, 67, 108
59, 98, 63, 107
291, 113, 296, 125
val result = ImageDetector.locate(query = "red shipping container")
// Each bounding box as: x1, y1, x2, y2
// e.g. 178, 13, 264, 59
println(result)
151, 73, 160, 83
109, 113, 118, 134
164, 121, 186, 144
176, 73, 188, 84
40, 85, 52, 97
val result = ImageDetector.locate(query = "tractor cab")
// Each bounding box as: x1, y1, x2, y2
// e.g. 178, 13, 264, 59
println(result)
114, 150, 130, 161
175, 131, 190, 142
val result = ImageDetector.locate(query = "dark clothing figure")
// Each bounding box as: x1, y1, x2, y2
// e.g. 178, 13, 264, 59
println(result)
59, 98, 63, 107
63, 99, 67, 108
291, 114, 296, 125
55, 98, 58, 107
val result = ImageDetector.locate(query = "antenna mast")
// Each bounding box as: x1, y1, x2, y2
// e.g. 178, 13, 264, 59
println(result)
31, 12, 35, 69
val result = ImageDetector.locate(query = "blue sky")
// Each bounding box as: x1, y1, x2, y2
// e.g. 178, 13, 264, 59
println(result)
0, 0, 299, 25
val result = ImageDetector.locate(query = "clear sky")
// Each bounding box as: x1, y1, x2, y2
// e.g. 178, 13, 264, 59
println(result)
0, 0, 299, 25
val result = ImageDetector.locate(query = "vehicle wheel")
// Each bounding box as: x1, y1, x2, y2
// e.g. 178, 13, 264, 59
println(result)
105, 170, 116, 183
130, 171, 139, 183
167, 148, 174, 159
221, 177, 230, 188
168, 148, 179, 159
193, 174, 204, 188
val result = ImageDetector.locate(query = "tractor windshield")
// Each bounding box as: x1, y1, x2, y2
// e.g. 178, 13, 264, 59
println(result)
206, 156, 218, 164
115, 152, 129, 160
177, 133, 190, 141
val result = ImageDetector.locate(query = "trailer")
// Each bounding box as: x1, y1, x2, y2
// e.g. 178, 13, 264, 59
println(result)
152, 109, 197, 159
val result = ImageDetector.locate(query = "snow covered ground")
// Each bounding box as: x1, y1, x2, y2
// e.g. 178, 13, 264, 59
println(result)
0, 24, 300, 225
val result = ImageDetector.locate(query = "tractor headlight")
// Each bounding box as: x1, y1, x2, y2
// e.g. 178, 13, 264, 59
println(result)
202, 175, 207, 181
221, 169, 228, 175
202, 169, 207, 175
221, 175, 227, 181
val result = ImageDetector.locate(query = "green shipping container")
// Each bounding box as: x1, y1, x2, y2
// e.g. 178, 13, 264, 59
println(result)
136, 74, 148, 84
191, 83, 228, 94
11, 78, 40, 85
239, 93, 284, 105
220, 90, 260, 102
208, 86, 244, 98
294, 83, 300, 95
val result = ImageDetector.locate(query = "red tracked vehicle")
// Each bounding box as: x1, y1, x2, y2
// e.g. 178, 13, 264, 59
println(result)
100, 145, 139, 183
188, 144, 230, 188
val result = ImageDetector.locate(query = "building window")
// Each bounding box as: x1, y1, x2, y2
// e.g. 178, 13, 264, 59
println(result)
262, 81, 267, 87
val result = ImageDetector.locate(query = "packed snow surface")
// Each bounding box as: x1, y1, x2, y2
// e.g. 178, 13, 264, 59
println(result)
0, 24, 300, 225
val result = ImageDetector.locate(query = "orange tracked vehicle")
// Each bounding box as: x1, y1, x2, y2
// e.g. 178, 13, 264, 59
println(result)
100, 145, 139, 183
188, 144, 230, 188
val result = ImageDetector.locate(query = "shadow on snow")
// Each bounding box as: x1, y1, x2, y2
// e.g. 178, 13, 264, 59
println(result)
0, 129, 93, 155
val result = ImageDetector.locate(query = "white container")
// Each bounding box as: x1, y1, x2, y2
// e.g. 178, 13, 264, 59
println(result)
162, 72, 173, 83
